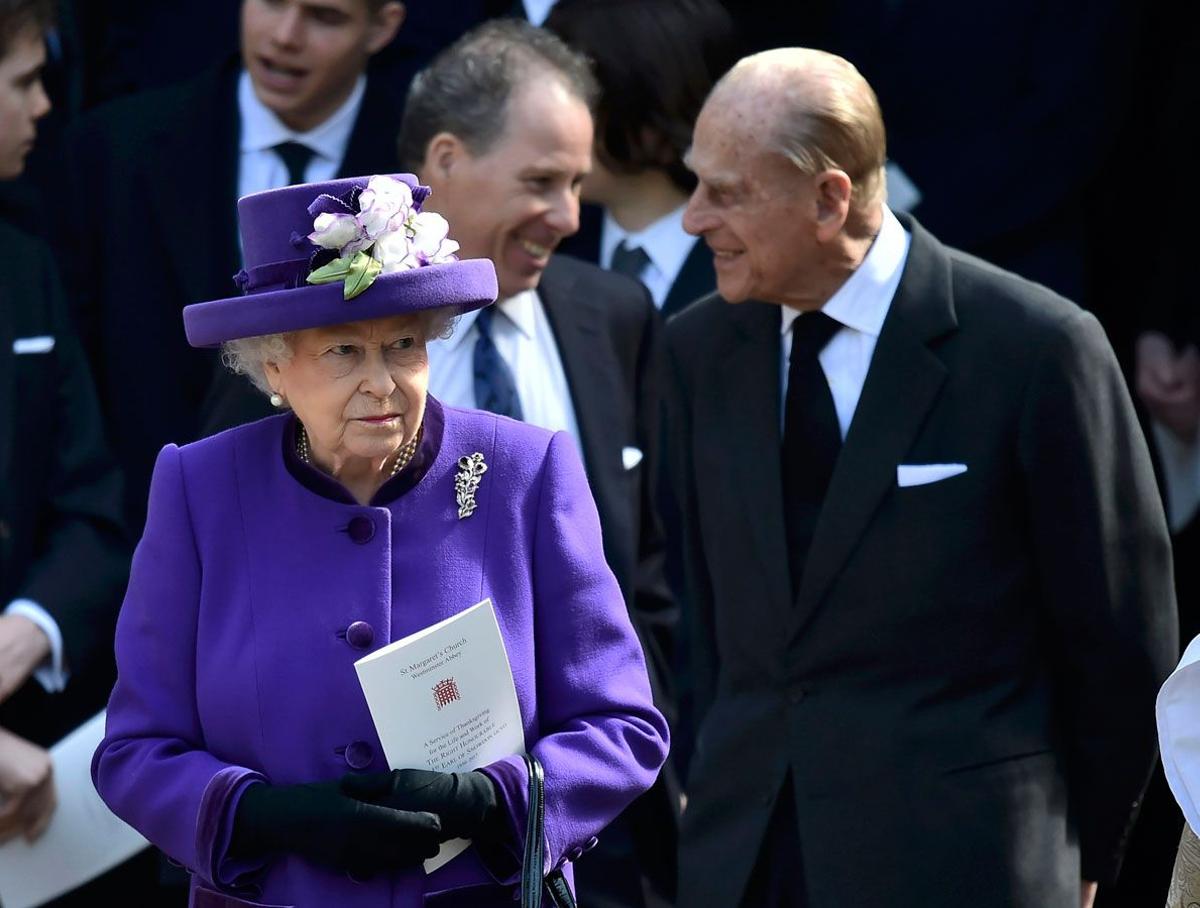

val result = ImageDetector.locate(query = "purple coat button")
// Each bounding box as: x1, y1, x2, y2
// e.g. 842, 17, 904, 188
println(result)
345, 621, 375, 650
347, 516, 375, 544
344, 740, 374, 770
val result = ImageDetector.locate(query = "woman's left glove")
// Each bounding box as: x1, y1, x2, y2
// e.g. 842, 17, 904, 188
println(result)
340, 769, 498, 840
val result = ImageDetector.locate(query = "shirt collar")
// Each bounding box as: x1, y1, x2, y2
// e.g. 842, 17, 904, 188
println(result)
780, 206, 911, 337
238, 69, 366, 164
601, 204, 694, 282
444, 289, 540, 351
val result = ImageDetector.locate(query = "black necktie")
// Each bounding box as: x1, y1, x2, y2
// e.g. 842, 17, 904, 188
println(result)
782, 311, 843, 598
610, 240, 650, 281
472, 307, 524, 420
272, 141, 316, 186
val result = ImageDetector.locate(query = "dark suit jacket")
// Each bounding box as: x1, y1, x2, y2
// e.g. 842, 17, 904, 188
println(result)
663, 216, 1177, 907
558, 202, 716, 319
65, 57, 404, 530
0, 221, 128, 747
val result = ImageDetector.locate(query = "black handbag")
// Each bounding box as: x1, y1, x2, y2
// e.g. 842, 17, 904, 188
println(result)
520, 754, 577, 908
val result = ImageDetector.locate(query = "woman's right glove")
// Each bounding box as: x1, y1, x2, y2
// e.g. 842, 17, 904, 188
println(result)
229, 779, 442, 876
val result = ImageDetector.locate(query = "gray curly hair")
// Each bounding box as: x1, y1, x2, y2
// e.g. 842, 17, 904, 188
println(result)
220, 306, 460, 399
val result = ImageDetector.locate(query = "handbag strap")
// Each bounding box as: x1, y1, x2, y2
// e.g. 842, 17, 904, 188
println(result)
521, 754, 577, 908
521, 754, 547, 908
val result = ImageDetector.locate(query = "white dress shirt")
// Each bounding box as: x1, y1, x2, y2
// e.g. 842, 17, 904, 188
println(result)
600, 205, 696, 309
522, 0, 558, 25
237, 70, 366, 200
427, 290, 584, 457
780, 206, 912, 437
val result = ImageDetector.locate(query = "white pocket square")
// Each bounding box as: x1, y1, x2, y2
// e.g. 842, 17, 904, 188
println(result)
622, 446, 643, 470
13, 335, 54, 354
896, 463, 967, 487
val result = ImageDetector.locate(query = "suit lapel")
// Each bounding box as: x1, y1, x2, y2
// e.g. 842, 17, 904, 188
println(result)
149, 59, 241, 305
537, 258, 614, 478
715, 301, 793, 618
792, 220, 958, 632
663, 238, 716, 319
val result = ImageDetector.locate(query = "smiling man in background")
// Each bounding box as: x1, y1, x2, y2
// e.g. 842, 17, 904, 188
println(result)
64, 0, 405, 531
400, 20, 679, 908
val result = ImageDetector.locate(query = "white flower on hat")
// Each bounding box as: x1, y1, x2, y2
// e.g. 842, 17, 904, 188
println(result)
308, 212, 363, 252
306, 175, 459, 299
357, 174, 414, 239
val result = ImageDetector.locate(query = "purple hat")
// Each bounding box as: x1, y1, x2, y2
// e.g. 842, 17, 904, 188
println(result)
183, 174, 497, 348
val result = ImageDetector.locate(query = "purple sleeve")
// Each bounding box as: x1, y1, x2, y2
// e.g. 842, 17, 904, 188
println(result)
91, 445, 266, 890
481, 431, 670, 878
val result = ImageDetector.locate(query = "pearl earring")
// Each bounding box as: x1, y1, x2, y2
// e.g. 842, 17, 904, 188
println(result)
269, 392, 284, 408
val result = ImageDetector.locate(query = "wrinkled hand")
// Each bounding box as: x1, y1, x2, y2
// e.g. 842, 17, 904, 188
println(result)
1081, 879, 1097, 908
341, 769, 498, 841
0, 615, 51, 705
231, 780, 442, 876
1136, 332, 1200, 442
0, 726, 56, 843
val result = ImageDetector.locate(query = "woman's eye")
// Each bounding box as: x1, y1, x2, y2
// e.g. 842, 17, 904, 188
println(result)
390, 337, 415, 351
329, 345, 357, 356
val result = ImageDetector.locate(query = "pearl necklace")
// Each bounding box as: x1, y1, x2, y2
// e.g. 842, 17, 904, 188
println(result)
296, 423, 422, 478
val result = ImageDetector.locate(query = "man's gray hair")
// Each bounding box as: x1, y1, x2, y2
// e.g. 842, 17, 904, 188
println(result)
220, 307, 459, 401
396, 18, 599, 172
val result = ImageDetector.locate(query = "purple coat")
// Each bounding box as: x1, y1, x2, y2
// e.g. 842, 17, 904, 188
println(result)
92, 397, 668, 907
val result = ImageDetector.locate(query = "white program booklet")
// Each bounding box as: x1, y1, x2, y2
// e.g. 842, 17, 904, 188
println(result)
0, 711, 149, 908
354, 598, 524, 873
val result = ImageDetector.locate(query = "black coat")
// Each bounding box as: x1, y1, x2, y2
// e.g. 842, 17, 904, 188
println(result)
663, 216, 1178, 907
65, 57, 405, 531
0, 220, 127, 747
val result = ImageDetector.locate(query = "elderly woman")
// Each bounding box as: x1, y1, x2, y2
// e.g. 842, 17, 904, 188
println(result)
91, 174, 669, 907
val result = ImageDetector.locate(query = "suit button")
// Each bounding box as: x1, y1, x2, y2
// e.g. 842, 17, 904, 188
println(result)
567, 846, 584, 862
759, 792, 773, 807
583, 836, 598, 852
347, 516, 375, 544
788, 686, 806, 705
345, 621, 375, 649
344, 740, 374, 769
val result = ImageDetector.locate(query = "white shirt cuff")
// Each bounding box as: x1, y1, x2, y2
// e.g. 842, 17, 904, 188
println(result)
4, 599, 69, 693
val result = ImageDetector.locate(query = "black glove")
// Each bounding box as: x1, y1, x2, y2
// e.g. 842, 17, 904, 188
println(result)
229, 780, 442, 876
340, 769, 499, 841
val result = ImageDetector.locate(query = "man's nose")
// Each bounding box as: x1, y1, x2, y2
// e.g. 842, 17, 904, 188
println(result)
682, 187, 713, 237
544, 189, 580, 238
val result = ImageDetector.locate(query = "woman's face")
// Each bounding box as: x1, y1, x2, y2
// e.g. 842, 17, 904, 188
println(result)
266, 313, 429, 468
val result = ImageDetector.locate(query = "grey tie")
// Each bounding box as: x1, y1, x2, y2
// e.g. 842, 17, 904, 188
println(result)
272, 141, 316, 186
610, 240, 650, 280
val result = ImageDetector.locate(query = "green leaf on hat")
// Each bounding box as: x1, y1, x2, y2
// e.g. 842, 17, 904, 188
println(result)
343, 250, 382, 300
306, 251, 382, 300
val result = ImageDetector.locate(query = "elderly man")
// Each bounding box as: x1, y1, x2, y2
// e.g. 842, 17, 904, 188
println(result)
663, 48, 1177, 908
398, 19, 678, 908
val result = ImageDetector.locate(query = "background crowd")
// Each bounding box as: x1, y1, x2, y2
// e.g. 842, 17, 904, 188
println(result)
1, 0, 1195, 905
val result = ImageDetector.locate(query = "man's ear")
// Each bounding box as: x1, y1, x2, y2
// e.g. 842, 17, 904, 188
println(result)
365, 2, 406, 55
423, 132, 466, 183
813, 169, 852, 242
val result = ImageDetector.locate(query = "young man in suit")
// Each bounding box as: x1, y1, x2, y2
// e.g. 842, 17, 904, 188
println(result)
664, 48, 1177, 908
546, 0, 737, 318
399, 19, 678, 908
66, 0, 404, 529
0, 1, 155, 899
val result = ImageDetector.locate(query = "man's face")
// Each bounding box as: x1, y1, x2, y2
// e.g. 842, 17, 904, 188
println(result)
0, 26, 49, 180
683, 102, 817, 306
241, 0, 402, 132
428, 79, 592, 299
